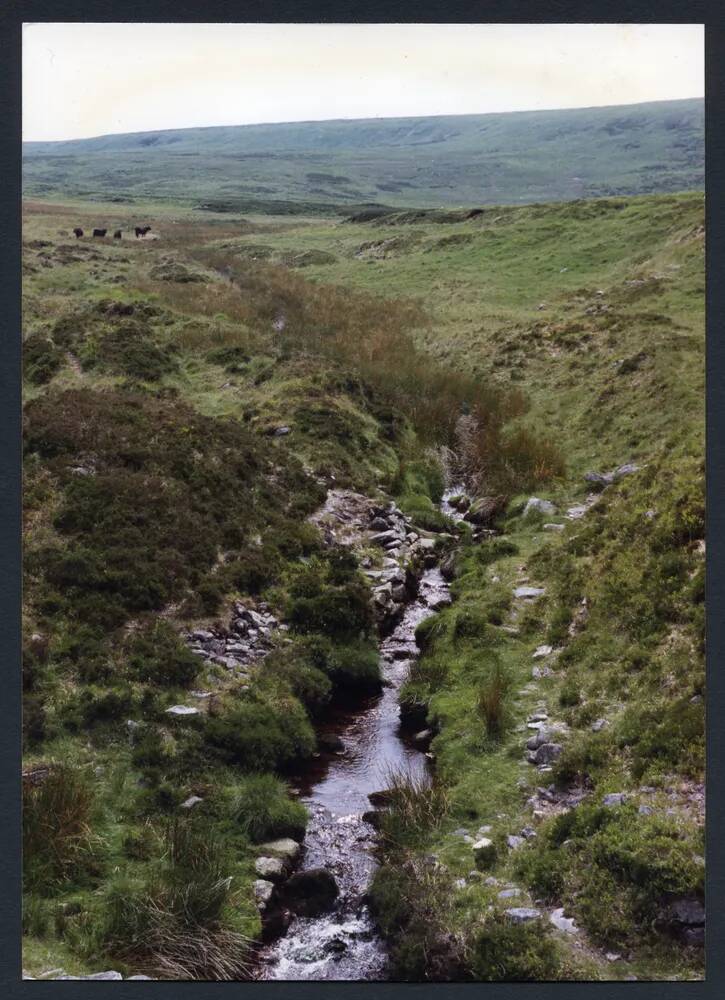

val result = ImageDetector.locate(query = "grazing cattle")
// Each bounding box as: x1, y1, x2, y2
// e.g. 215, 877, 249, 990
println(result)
135, 226, 152, 238
113, 229, 122, 239
73, 227, 83, 238
92, 228, 107, 238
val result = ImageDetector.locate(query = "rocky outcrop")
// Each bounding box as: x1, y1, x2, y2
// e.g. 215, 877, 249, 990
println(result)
280, 868, 339, 917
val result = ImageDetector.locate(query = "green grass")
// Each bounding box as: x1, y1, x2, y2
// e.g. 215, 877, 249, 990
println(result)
21, 185, 703, 981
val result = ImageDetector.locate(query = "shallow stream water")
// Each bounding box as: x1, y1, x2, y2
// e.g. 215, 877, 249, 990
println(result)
259, 571, 452, 980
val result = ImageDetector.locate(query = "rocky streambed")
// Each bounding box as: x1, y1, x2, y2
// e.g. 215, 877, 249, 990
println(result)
255, 491, 458, 981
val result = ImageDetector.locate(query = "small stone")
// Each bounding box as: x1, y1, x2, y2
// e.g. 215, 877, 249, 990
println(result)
549, 908, 578, 934
532, 645, 553, 660
514, 586, 545, 599
591, 718, 609, 732
498, 888, 521, 899
84, 972, 124, 980
273, 426, 291, 436
255, 856, 285, 881
505, 907, 541, 924
473, 837, 497, 869
254, 879, 275, 907
258, 838, 301, 861
533, 743, 563, 765
165, 705, 200, 717
543, 523, 564, 532
524, 498, 556, 516
602, 792, 628, 807
180, 795, 204, 810
605, 952, 622, 962
506, 835, 525, 850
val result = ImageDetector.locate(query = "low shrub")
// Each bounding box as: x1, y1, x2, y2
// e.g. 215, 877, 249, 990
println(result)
24, 333, 64, 384
204, 696, 315, 771
125, 621, 199, 688
470, 918, 563, 981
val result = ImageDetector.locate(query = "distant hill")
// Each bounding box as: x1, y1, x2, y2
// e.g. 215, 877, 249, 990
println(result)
23, 98, 703, 211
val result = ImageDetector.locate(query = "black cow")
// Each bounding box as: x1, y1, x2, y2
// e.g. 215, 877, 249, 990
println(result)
113, 230, 122, 239
135, 226, 151, 238
92, 228, 107, 238
73, 227, 83, 238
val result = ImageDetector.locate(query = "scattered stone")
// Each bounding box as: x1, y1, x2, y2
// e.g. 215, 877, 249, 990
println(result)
473, 838, 497, 869
602, 792, 628, 808
521, 827, 537, 840
505, 907, 541, 924
412, 728, 434, 747
498, 888, 521, 899
549, 908, 579, 934
533, 743, 563, 765
273, 426, 291, 437
532, 645, 553, 660
532, 665, 553, 679
605, 952, 622, 962
506, 835, 525, 850
165, 705, 201, 717
514, 586, 545, 600
524, 497, 556, 516
591, 718, 609, 732
669, 898, 705, 926
180, 795, 204, 810
543, 523, 564, 532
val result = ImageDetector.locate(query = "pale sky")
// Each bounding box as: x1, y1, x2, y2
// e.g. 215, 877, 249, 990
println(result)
23, 23, 704, 142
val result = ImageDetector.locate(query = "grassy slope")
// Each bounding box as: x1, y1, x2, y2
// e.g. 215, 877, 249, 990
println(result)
21, 189, 704, 980
23, 99, 703, 209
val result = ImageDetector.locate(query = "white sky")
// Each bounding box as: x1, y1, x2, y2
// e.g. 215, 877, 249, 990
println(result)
23, 22, 704, 142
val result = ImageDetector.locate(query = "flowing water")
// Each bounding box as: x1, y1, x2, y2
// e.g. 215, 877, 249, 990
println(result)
259, 566, 452, 980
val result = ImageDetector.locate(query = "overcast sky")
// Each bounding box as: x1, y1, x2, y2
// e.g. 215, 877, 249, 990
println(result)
23, 23, 704, 142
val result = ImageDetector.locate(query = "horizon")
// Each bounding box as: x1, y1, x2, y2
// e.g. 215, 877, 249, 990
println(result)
23, 23, 703, 143
23, 94, 705, 147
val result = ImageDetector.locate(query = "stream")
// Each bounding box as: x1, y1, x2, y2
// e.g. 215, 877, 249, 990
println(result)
259, 491, 464, 981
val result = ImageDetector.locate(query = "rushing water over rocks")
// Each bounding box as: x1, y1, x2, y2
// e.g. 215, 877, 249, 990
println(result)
259, 509, 454, 981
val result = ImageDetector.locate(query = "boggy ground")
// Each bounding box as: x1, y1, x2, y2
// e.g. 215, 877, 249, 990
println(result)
21, 191, 703, 980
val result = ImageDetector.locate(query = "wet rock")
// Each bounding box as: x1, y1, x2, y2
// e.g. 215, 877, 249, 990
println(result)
399, 697, 428, 730
669, 898, 705, 926
412, 728, 434, 747
440, 553, 458, 581
282, 868, 339, 917
368, 789, 395, 807
464, 496, 500, 527
505, 907, 542, 924
318, 733, 345, 753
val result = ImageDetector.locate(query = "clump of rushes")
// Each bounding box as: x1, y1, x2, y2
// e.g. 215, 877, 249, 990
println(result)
378, 767, 450, 853
230, 774, 308, 843
101, 819, 252, 980
23, 765, 105, 894
477, 660, 513, 739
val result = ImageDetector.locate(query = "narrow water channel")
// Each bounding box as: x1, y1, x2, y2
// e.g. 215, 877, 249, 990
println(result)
259, 561, 454, 979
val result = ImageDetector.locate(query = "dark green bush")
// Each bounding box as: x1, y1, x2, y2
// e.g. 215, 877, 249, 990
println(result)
125, 620, 199, 687
204, 697, 315, 771
24, 333, 64, 384
470, 919, 562, 981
